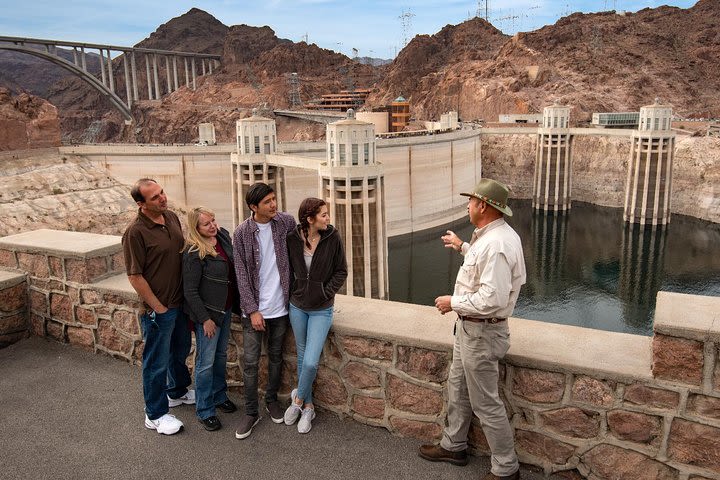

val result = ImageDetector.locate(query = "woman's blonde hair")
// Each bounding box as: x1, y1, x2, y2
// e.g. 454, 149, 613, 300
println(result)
185, 206, 218, 259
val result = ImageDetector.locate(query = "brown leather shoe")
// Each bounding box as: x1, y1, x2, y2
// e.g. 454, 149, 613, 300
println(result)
481, 470, 520, 480
418, 444, 468, 466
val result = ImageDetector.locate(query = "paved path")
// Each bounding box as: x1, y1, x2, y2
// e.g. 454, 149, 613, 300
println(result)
0, 338, 547, 480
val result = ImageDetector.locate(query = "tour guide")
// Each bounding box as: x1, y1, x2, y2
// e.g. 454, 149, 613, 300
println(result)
419, 178, 526, 480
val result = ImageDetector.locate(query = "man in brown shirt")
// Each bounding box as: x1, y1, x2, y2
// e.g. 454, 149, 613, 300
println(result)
122, 178, 193, 435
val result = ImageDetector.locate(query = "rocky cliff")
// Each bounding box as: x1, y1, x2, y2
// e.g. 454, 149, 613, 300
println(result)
0, 88, 61, 151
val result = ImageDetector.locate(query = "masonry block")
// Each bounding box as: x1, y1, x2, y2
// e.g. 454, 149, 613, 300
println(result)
623, 383, 680, 410
111, 251, 125, 272
66, 326, 95, 351
352, 395, 385, 418
667, 418, 720, 471
387, 374, 443, 415
342, 361, 381, 389
581, 444, 677, 480
314, 365, 348, 407
49, 293, 72, 322
687, 394, 720, 421
395, 345, 450, 383
80, 289, 101, 305
112, 309, 139, 336
540, 407, 601, 439
322, 333, 343, 369
0, 313, 27, 334
571, 375, 615, 407
512, 367, 565, 403
17, 253, 49, 278
652, 334, 703, 386
74, 306, 96, 326
29, 290, 48, 315
516, 430, 575, 464
30, 313, 45, 336
48, 256, 63, 278
46, 320, 64, 341
97, 320, 133, 355
0, 249, 17, 268
607, 410, 663, 446
0, 282, 26, 312
339, 335, 393, 361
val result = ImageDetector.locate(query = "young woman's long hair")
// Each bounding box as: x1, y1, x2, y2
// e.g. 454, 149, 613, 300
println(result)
185, 206, 218, 259
298, 197, 327, 250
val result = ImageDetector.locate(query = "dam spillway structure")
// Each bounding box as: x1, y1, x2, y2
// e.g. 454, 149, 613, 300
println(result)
320, 110, 388, 300
231, 111, 286, 223
623, 99, 675, 226
533, 102, 573, 213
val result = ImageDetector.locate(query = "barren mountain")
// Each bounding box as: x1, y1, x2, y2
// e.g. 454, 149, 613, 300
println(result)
3, 2, 720, 144
370, 0, 720, 121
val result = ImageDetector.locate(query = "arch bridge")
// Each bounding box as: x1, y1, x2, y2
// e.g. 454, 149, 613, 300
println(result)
0, 36, 221, 122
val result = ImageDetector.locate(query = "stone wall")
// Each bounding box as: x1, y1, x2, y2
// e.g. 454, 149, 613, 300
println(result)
0, 270, 27, 347
1, 229, 719, 479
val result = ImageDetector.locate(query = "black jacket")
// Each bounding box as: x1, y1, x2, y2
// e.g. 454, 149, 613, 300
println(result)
287, 224, 348, 311
183, 228, 240, 325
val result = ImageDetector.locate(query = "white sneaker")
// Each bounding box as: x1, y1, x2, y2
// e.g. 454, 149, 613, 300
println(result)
298, 407, 315, 434
144, 413, 184, 435
168, 389, 195, 407
284, 388, 302, 425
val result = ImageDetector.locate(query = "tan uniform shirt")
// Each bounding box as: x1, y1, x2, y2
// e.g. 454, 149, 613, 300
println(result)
450, 218, 526, 318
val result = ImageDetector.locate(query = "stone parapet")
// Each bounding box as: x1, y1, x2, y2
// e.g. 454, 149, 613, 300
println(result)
0, 269, 28, 347
0, 229, 718, 479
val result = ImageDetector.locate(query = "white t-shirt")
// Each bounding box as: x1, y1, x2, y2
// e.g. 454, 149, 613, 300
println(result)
256, 221, 288, 318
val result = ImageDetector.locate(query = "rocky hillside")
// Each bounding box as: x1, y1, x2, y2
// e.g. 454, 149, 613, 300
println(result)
370, 0, 720, 122
0, 150, 138, 236
0, 88, 60, 151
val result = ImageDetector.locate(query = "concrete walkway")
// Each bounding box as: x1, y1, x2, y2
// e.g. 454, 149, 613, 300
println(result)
0, 338, 547, 480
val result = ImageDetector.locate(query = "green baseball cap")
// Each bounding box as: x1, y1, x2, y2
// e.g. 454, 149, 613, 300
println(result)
460, 178, 513, 217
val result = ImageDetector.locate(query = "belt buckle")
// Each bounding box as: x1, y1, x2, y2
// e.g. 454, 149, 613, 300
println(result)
488, 317, 499, 324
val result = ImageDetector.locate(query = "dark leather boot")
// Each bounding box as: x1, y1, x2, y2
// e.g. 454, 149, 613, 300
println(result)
418, 444, 468, 466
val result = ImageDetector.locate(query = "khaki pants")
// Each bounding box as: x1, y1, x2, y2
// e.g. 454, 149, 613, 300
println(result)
440, 318, 519, 477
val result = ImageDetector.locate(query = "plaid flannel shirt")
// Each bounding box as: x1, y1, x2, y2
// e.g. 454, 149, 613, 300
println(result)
232, 211, 296, 317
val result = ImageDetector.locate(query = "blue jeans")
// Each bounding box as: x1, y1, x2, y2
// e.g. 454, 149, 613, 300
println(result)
140, 307, 192, 420
194, 310, 232, 420
289, 303, 333, 405
241, 314, 288, 416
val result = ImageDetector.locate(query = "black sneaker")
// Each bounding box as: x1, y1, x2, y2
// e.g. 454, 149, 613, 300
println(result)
199, 415, 222, 431
266, 401, 284, 424
216, 399, 237, 413
234, 414, 260, 440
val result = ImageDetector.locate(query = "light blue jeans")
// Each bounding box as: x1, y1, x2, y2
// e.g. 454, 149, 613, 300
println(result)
289, 303, 334, 405
193, 310, 231, 420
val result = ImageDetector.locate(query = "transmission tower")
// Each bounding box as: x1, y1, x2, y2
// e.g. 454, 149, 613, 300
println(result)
287, 72, 302, 108
398, 9, 415, 48
476, 0, 490, 21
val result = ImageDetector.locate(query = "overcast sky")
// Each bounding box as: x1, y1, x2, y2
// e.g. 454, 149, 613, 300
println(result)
0, 0, 697, 59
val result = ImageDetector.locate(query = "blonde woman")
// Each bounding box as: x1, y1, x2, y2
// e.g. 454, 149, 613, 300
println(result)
183, 207, 239, 431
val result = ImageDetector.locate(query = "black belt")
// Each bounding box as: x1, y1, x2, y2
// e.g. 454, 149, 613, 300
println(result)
458, 315, 506, 324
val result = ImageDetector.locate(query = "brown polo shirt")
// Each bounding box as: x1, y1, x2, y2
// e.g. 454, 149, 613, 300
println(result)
122, 209, 184, 309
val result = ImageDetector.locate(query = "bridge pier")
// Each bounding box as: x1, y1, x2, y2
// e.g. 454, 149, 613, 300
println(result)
152, 54, 160, 99
130, 52, 138, 102
191, 58, 197, 90
105, 49, 115, 93
123, 54, 132, 108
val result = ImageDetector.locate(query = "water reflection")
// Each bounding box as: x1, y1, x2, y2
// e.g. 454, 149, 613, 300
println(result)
388, 201, 720, 336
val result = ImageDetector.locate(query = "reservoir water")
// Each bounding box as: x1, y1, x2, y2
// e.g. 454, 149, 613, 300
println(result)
388, 201, 720, 336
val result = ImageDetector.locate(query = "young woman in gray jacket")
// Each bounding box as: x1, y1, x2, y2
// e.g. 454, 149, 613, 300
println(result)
183, 206, 239, 431
283, 197, 347, 433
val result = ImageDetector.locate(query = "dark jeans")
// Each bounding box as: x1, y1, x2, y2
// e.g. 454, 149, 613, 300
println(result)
241, 314, 288, 416
140, 307, 192, 420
